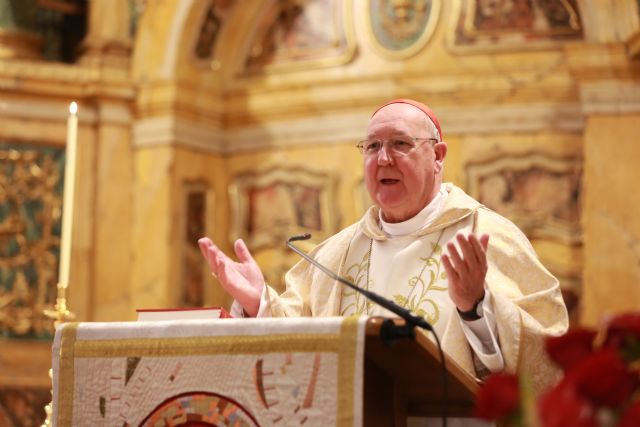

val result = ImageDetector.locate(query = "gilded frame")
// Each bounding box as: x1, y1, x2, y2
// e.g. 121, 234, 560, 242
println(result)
364, 0, 441, 60
229, 167, 338, 250
446, 0, 582, 53
466, 152, 582, 245
239, 0, 357, 74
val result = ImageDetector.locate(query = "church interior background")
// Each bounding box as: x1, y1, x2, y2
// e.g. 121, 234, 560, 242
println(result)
0, 0, 639, 424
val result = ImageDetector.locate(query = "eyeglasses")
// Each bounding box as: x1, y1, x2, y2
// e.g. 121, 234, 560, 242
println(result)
356, 137, 439, 156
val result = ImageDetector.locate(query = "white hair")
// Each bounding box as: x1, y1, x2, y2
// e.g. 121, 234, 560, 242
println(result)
425, 117, 441, 141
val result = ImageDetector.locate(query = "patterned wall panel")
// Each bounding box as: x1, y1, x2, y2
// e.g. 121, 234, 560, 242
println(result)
0, 142, 62, 339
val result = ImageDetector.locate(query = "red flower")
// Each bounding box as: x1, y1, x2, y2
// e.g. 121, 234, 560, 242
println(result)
474, 372, 520, 421
546, 328, 597, 371
604, 313, 640, 352
538, 382, 598, 427
564, 348, 636, 407
617, 399, 640, 427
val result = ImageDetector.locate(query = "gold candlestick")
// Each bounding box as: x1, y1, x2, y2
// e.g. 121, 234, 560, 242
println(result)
44, 101, 77, 324
42, 102, 79, 426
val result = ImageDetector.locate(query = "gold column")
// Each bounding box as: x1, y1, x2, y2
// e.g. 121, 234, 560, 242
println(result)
78, 0, 132, 68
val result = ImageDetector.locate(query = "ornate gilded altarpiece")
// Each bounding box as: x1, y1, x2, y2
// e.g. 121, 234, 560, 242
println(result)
365, 0, 441, 59
0, 142, 62, 339
466, 152, 582, 315
242, 0, 355, 73
448, 0, 583, 52
230, 167, 338, 250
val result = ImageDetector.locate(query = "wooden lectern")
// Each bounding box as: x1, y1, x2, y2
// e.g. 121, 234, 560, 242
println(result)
364, 317, 479, 427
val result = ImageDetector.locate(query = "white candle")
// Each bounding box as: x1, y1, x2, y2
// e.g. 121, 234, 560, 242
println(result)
58, 102, 78, 288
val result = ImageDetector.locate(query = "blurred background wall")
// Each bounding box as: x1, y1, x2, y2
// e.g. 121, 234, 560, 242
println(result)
1, 0, 639, 424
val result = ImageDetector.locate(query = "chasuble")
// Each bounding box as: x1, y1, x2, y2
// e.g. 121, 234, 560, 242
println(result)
264, 183, 568, 393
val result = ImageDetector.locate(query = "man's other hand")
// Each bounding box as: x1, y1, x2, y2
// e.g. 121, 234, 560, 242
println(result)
197, 237, 264, 317
442, 233, 490, 313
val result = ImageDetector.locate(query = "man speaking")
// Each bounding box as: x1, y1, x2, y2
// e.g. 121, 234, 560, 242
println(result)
198, 99, 568, 393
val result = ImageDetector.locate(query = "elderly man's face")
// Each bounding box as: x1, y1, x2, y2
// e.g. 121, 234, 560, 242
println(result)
364, 104, 446, 223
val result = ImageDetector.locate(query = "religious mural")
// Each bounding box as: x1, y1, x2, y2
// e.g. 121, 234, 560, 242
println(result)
466, 152, 581, 245
449, 0, 582, 51
0, 142, 61, 339
229, 167, 338, 251
180, 182, 209, 307
366, 0, 440, 59
243, 0, 355, 72
193, 0, 233, 60
466, 152, 583, 318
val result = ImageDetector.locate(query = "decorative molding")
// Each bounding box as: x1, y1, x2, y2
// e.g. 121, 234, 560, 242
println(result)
628, 31, 640, 59
133, 116, 225, 152
225, 110, 369, 151
134, 103, 585, 154
0, 28, 43, 60
0, 97, 131, 129
161, 0, 195, 80
580, 80, 640, 114
439, 103, 584, 134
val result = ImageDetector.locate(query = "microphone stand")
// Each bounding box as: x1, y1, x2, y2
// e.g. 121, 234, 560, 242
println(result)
287, 233, 448, 426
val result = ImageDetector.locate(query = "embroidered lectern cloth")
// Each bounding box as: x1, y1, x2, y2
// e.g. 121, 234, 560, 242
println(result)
51, 316, 366, 427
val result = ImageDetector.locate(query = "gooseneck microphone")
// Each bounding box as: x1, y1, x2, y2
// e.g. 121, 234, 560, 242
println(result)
286, 233, 448, 427
287, 233, 434, 332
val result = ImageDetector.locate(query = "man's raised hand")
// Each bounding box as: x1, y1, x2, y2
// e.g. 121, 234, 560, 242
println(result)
442, 233, 490, 313
197, 237, 264, 317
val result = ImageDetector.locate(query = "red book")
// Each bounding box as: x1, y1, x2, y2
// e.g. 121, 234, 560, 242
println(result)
136, 306, 232, 321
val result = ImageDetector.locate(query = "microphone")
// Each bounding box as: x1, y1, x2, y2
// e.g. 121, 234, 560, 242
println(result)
286, 233, 448, 426
286, 233, 434, 333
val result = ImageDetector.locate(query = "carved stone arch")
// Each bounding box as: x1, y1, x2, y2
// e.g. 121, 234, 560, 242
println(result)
132, 0, 271, 84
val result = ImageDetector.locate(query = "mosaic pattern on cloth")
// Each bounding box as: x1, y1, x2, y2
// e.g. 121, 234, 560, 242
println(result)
368, 0, 439, 54
52, 318, 364, 426
451, 0, 582, 51
141, 392, 259, 427
0, 142, 63, 338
